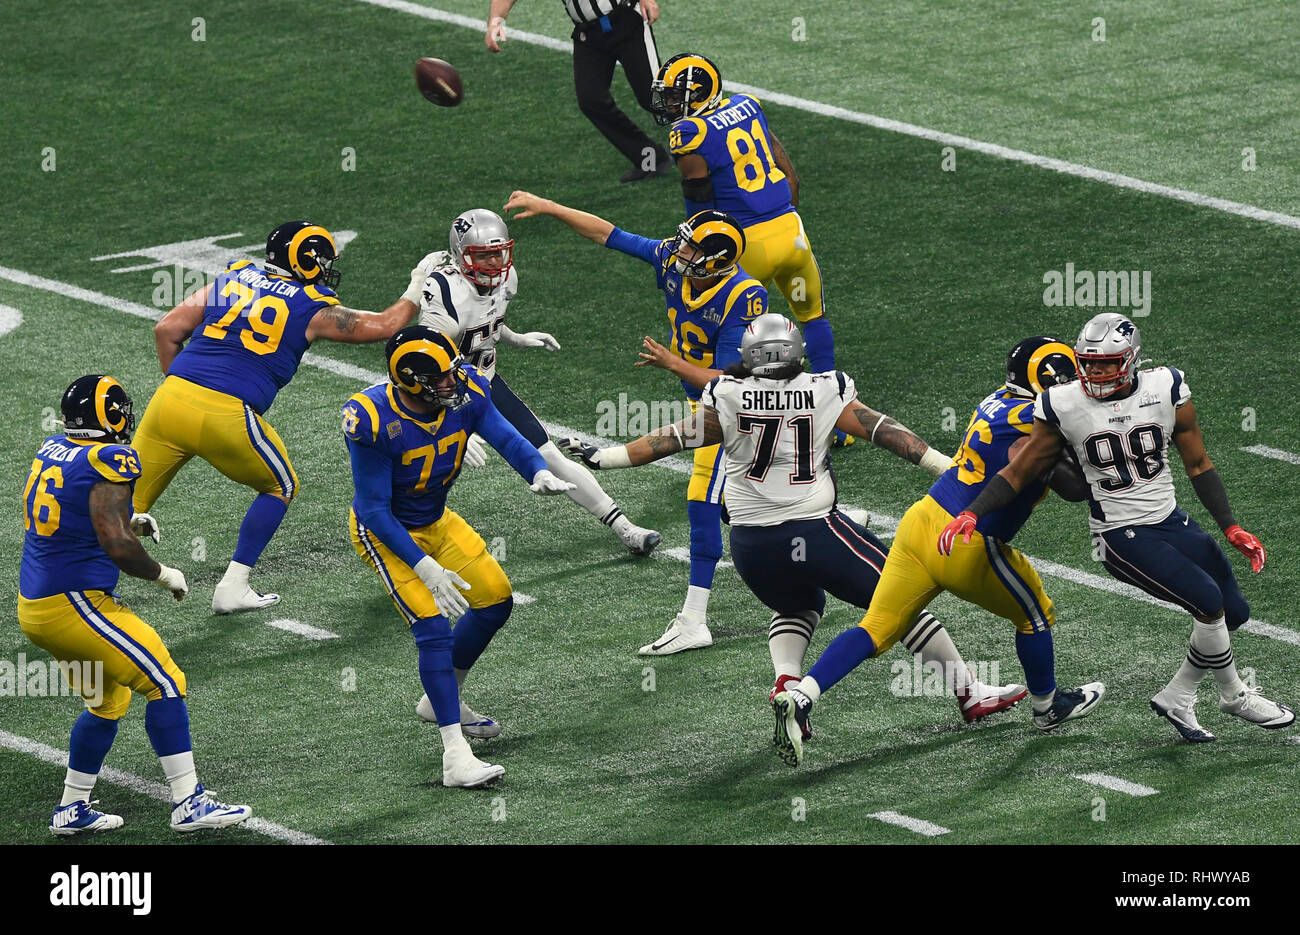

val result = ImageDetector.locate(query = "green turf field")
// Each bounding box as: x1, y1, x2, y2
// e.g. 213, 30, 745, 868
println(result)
1, 0, 1297, 844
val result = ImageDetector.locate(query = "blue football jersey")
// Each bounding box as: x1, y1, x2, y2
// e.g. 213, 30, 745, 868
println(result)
343, 367, 496, 529
168, 259, 336, 413
929, 388, 1049, 542
669, 94, 794, 226
605, 230, 768, 400
20, 436, 142, 599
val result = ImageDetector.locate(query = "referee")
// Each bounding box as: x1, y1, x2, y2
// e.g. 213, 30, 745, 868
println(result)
486, 1, 669, 183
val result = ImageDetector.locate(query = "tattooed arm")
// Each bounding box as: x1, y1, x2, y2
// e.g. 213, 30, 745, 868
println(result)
89, 482, 162, 580
564, 408, 723, 470
834, 399, 953, 476
305, 298, 418, 344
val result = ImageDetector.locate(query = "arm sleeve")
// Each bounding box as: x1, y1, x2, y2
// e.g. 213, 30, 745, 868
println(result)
1190, 467, 1237, 531
803, 316, 835, 372
474, 402, 548, 482
605, 227, 664, 266
346, 440, 428, 569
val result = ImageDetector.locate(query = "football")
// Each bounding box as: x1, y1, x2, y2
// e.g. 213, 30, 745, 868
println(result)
415, 57, 463, 107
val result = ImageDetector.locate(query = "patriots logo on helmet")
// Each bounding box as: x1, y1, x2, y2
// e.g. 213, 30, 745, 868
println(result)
453, 217, 473, 235
1116, 319, 1136, 337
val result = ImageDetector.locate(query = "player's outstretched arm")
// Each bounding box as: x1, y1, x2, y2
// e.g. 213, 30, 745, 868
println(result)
1172, 400, 1264, 571
474, 402, 574, 494
499, 324, 560, 351
305, 298, 417, 344
767, 129, 800, 208
154, 282, 212, 374
637, 335, 719, 390
504, 191, 614, 245
835, 400, 951, 475
565, 408, 722, 470
89, 481, 187, 599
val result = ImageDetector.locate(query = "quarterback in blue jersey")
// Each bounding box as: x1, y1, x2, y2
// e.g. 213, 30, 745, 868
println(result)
345, 327, 572, 788
651, 52, 845, 446
772, 338, 1104, 765
136, 220, 421, 615
19, 375, 250, 834
505, 190, 767, 655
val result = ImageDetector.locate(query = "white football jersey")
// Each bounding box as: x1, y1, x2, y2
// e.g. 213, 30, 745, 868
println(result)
702, 370, 857, 526
1038, 367, 1189, 533
417, 251, 518, 381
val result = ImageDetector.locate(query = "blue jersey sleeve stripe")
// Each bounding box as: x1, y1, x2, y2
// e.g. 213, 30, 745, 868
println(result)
1170, 368, 1184, 406
1037, 389, 1060, 425
429, 273, 458, 322
836, 371, 847, 400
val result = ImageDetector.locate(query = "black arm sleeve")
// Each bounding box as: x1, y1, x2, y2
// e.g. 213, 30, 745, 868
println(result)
1047, 459, 1089, 502
965, 474, 1018, 518
1190, 468, 1237, 531
682, 174, 714, 203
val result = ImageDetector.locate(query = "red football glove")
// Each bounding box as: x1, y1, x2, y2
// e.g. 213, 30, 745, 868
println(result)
1225, 525, 1266, 573
938, 511, 978, 555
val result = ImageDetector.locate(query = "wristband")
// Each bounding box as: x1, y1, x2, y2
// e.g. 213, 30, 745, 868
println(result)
919, 447, 952, 477
601, 445, 632, 469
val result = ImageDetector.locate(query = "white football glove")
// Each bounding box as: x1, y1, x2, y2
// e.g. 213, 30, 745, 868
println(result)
401, 251, 442, 306
515, 331, 561, 351
529, 469, 576, 495
413, 555, 471, 620
130, 512, 160, 543
154, 564, 188, 601
462, 434, 488, 468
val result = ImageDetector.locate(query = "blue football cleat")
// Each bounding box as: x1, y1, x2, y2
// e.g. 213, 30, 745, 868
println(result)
170, 783, 251, 833
1034, 682, 1105, 732
50, 799, 124, 836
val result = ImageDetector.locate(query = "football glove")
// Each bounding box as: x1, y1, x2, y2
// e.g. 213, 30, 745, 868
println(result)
130, 512, 160, 543
462, 434, 488, 468
530, 470, 576, 495
937, 511, 978, 555
402, 251, 442, 306
513, 331, 561, 351
154, 564, 188, 601
563, 436, 604, 469
1225, 525, 1266, 573
413, 555, 471, 619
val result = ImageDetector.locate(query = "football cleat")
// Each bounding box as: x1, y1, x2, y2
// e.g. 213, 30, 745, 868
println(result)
442, 751, 505, 789
770, 675, 811, 740
170, 783, 251, 833
958, 681, 1029, 723
1219, 685, 1295, 729
638, 614, 713, 656
211, 582, 280, 615
50, 800, 124, 836
1151, 688, 1215, 743
619, 524, 662, 557
771, 689, 813, 767
1033, 682, 1105, 732
416, 694, 503, 739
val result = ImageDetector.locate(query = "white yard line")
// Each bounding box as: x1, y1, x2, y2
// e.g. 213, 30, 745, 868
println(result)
1240, 445, 1300, 466
3, 263, 1298, 650
265, 619, 340, 641
351, 0, 1300, 232
0, 729, 331, 844
866, 810, 951, 836
1073, 772, 1160, 797
0, 303, 22, 338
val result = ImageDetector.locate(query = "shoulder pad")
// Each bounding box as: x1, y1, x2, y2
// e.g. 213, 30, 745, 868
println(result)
342, 391, 382, 444
669, 117, 709, 155
304, 283, 340, 306
460, 364, 490, 399
226, 259, 254, 273
724, 280, 767, 320
86, 444, 142, 482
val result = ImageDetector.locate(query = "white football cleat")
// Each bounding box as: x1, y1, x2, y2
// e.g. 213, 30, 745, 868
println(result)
415, 694, 503, 738
1219, 685, 1295, 729
170, 783, 251, 833
638, 614, 713, 656
50, 800, 124, 836
957, 680, 1028, 723
416, 693, 437, 723
442, 751, 505, 789
211, 581, 280, 615
1151, 687, 1215, 743
619, 524, 662, 557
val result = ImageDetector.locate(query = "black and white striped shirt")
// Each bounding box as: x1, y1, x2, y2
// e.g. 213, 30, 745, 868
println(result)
562, 0, 635, 26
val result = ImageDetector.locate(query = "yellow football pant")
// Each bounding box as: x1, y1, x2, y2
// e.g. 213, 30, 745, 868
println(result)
859, 495, 1056, 655
350, 508, 512, 624
132, 375, 300, 513
740, 211, 825, 323
17, 590, 187, 720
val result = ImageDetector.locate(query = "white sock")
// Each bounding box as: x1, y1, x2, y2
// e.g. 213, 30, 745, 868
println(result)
539, 441, 617, 518
795, 676, 822, 703
681, 586, 710, 622
900, 612, 973, 695
1189, 615, 1244, 699
219, 560, 252, 588
1165, 651, 1207, 697
440, 724, 470, 758
1031, 690, 1056, 714
768, 612, 818, 679
61, 768, 98, 807
159, 751, 198, 802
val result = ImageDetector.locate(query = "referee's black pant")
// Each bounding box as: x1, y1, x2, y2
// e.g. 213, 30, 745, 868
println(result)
571, 7, 663, 170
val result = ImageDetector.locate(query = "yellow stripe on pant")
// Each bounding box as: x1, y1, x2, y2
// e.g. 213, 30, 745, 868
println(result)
859, 495, 1056, 654
16, 590, 187, 720
349, 508, 512, 624
739, 211, 824, 323
132, 375, 300, 513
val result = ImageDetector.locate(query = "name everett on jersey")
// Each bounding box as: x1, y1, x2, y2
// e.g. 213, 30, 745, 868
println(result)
740, 388, 815, 410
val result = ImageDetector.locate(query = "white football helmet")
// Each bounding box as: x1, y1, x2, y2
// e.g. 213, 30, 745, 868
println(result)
1075, 312, 1141, 398
450, 209, 513, 288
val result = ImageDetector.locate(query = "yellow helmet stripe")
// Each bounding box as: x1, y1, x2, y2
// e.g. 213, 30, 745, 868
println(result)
288, 225, 335, 277
390, 339, 454, 388
93, 376, 126, 433
1028, 341, 1077, 391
